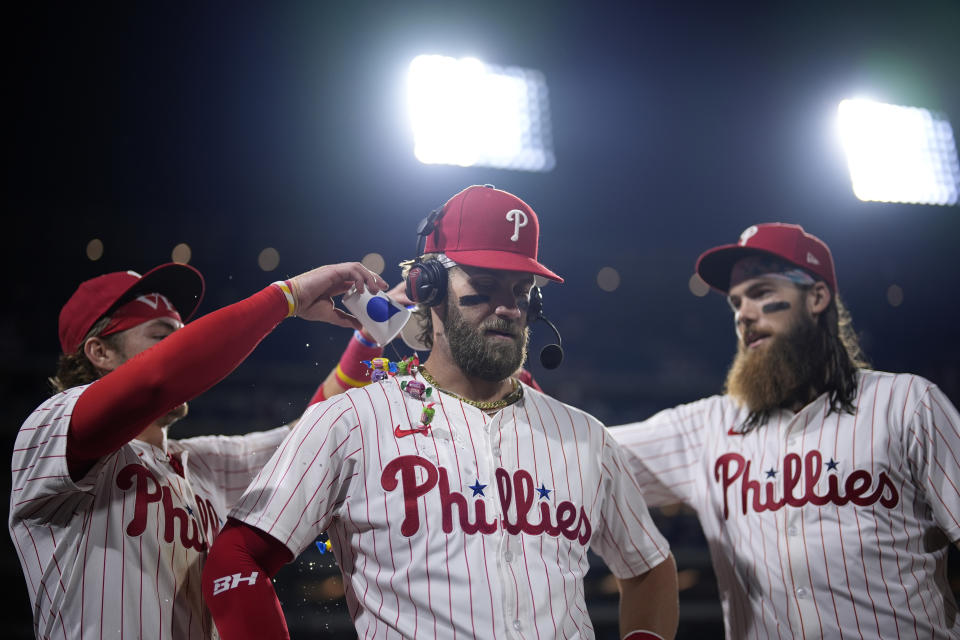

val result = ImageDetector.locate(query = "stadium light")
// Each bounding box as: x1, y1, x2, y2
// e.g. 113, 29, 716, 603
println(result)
837, 98, 960, 205
407, 54, 555, 172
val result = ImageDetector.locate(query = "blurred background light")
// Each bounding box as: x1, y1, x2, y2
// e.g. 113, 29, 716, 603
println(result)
85, 238, 104, 261
838, 99, 960, 205
258, 247, 280, 272
361, 252, 385, 275
596, 266, 621, 292
688, 274, 710, 297
677, 569, 702, 592
886, 283, 904, 307
407, 54, 555, 172
171, 242, 192, 264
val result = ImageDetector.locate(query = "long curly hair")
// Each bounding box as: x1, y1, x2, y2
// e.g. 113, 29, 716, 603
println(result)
820, 292, 869, 413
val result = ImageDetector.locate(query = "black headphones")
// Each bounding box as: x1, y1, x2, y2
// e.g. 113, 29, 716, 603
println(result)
404, 207, 449, 307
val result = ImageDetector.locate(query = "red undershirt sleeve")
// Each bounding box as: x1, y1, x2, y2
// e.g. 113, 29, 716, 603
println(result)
307, 332, 382, 406
518, 368, 542, 391
307, 382, 328, 405
202, 519, 293, 639
68, 285, 289, 471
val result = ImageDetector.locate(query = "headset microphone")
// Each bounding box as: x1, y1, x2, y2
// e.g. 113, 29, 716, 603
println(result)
538, 317, 564, 369
529, 286, 564, 369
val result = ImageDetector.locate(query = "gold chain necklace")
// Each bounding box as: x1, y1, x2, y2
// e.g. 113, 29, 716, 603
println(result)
419, 367, 523, 411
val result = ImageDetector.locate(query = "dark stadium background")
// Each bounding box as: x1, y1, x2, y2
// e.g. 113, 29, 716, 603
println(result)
6, 2, 959, 637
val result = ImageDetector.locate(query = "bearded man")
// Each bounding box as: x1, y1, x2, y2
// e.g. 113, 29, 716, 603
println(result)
611, 223, 960, 639
202, 185, 679, 640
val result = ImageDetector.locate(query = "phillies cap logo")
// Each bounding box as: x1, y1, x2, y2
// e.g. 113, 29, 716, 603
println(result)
506, 209, 528, 242
134, 293, 176, 312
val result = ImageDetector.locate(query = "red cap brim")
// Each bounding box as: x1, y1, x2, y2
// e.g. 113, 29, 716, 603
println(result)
445, 249, 563, 283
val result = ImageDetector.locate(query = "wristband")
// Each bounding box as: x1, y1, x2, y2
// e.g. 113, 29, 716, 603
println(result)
353, 330, 378, 348
272, 281, 296, 317
335, 364, 371, 388
623, 632, 665, 640
333, 334, 383, 391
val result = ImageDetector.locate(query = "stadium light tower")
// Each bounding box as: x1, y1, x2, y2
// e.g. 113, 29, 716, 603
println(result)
837, 98, 960, 206
407, 54, 555, 172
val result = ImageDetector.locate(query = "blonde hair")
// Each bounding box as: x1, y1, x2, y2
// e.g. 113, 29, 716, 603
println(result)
48, 316, 121, 393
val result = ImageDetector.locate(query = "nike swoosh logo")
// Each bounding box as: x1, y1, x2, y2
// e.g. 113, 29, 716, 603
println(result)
727, 427, 744, 436
394, 424, 432, 438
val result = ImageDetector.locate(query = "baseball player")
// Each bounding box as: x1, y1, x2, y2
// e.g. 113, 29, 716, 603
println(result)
312, 282, 545, 405
611, 223, 960, 638
9, 260, 387, 639
202, 185, 679, 640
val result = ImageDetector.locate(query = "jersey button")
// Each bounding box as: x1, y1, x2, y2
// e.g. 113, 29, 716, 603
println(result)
504, 551, 513, 563
796, 587, 808, 598
492, 447, 502, 457
512, 620, 522, 630
787, 526, 799, 536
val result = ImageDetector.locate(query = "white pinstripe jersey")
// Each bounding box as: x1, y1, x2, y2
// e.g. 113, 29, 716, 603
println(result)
9, 384, 289, 640
230, 376, 670, 640
611, 370, 960, 639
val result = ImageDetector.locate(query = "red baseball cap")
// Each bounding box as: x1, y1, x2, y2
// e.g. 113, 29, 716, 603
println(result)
696, 223, 837, 293
425, 185, 563, 282
58, 263, 205, 353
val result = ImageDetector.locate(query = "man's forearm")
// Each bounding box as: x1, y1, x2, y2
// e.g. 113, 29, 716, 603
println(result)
617, 554, 679, 640
70, 285, 288, 465
202, 521, 293, 639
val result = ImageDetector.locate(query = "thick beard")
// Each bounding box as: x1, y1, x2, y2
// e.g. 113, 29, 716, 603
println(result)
725, 314, 826, 415
156, 403, 189, 428
443, 298, 529, 382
